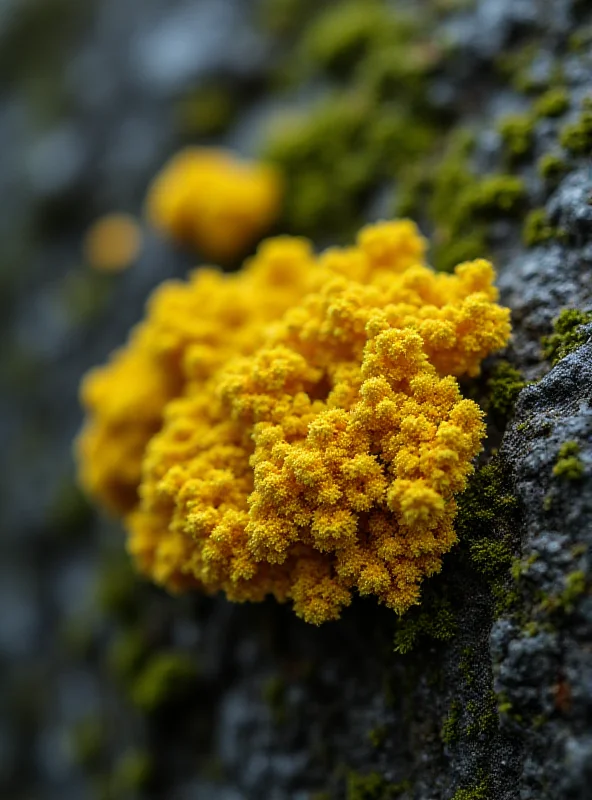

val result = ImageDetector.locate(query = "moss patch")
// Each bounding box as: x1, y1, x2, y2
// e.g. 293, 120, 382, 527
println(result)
553, 441, 584, 481
394, 598, 456, 654
456, 462, 517, 543
497, 113, 535, 160
537, 152, 568, 183
522, 208, 565, 247
262, 2, 443, 239
541, 308, 592, 365
559, 104, 592, 155
486, 360, 527, 421
441, 699, 462, 745
131, 652, 199, 713
534, 88, 569, 119
347, 771, 410, 800
301, 1, 412, 78
451, 780, 489, 800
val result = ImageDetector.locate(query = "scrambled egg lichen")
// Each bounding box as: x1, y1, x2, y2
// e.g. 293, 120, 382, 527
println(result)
77, 220, 510, 624
146, 148, 283, 261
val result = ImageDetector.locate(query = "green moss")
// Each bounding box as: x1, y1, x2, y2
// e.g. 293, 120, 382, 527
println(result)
540, 570, 588, 615
456, 462, 517, 542
265, 69, 441, 238
131, 652, 198, 713
112, 749, 153, 793
303, 1, 406, 77
497, 113, 535, 160
553, 441, 584, 481
451, 779, 489, 800
394, 598, 456, 654
511, 553, 538, 582
469, 538, 513, 577
459, 647, 476, 688
427, 140, 475, 226
496, 690, 514, 717
366, 110, 436, 174
541, 308, 592, 365
465, 691, 498, 738
522, 208, 564, 247
263, 0, 443, 238
496, 42, 544, 94
486, 361, 527, 421
399, 126, 526, 272
433, 171, 525, 269
358, 39, 441, 106
441, 699, 461, 744
534, 88, 569, 119
562, 571, 587, 610
443, 692, 498, 745
461, 174, 526, 218
264, 94, 374, 236
537, 152, 568, 183
368, 725, 388, 748
432, 232, 488, 274
456, 461, 518, 616
347, 771, 409, 800
568, 26, 592, 53
559, 106, 592, 155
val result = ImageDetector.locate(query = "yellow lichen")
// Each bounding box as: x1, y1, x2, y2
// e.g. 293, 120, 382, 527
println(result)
83, 213, 142, 272
145, 148, 283, 261
77, 220, 511, 623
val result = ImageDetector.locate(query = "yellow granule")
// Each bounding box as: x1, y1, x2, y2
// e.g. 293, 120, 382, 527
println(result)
146, 148, 283, 262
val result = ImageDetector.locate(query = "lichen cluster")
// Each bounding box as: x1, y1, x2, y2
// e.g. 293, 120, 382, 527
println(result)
78, 220, 510, 624
146, 147, 283, 262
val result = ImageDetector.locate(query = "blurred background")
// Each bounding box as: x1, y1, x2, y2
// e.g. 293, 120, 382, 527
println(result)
0, 2, 289, 798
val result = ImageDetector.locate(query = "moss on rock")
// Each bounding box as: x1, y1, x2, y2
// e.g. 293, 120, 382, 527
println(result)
131, 652, 199, 714
553, 441, 584, 480
486, 360, 527, 421
541, 308, 592, 365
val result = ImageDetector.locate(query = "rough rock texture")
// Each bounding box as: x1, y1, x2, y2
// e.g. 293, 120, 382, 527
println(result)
1, 0, 591, 799
495, 345, 592, 800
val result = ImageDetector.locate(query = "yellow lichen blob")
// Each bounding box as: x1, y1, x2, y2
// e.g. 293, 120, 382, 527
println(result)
146, 148, 283, 262
84, 213, 142, 272
77, 220, 511, 624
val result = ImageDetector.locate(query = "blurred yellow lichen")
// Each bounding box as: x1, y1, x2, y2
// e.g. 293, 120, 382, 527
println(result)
84, 213, 142, 272
77, 220, 510, 623
146, 148, 283, 261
